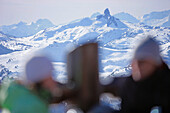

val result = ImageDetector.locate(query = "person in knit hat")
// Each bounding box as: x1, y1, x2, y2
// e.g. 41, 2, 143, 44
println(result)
0, 55, 62, 113
132, 36, 163, 81
103, 35, 170, 113
134, 36, 161, 64
25, 56, 54, 84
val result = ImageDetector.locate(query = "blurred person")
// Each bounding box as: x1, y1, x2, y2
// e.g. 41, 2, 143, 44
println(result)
0, 55, 62, 113
103, 36, 170, 113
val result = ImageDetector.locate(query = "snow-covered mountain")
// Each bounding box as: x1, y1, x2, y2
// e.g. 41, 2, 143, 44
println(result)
0, 31, 32, 54
141, 10, 170, 27
0, 8, 169, 83
0, 19, 55, 38
114, 12, 139, 23
113, 10, 170, 27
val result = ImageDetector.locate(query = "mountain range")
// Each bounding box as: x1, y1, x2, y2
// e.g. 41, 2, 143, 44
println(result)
0, 9, 170, 38
0, 19, 55, 38
141, 10, 170, 27
0, 8, 170, 83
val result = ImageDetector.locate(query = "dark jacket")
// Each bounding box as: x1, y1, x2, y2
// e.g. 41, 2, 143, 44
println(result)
105, 63, 170, 113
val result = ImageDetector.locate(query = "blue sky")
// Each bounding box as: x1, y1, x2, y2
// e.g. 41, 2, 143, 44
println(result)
0, 0, 170, 26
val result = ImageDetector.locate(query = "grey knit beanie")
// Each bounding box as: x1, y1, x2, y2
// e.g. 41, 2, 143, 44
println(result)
134, 36, 162, 65
25, 55, 54, 83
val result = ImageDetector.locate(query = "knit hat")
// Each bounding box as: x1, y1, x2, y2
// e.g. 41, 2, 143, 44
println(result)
24, 55, 54, 83
133, 35, 162, 65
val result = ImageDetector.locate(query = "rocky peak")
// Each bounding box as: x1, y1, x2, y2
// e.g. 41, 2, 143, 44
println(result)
104, 8, 111, 19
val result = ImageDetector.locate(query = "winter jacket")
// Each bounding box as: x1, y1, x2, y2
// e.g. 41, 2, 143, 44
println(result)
0, 81, 48, 113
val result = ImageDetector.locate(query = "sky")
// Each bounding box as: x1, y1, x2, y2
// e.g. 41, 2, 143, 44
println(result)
0, 0, 170, 26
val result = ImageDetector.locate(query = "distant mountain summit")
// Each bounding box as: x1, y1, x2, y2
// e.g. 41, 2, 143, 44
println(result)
114, 12, 139, 23
0, 19, 55, 37
96, 8, 128, 28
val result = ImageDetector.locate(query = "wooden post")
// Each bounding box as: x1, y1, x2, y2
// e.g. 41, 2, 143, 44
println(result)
67, 43, 99, 112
